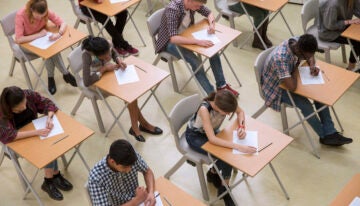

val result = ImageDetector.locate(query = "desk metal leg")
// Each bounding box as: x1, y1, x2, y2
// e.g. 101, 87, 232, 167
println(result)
269, 162, 290, 200
279, 11, 294, 36
64, 145, 90, 172
86, 7, 109, 37
139, 84, 168, 121
219, 48, 242, 87
126, 2, 146, 46
330, 106, 344, 133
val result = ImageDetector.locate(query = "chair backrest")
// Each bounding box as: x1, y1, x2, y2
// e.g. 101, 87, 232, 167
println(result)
68, 46, 87, 89
214, 0, 239, 17
168, 94, 202, 152
254, 47, 275, 100
147, 8, 165, 51
0, 11, 24, 59
69, 0, 84, 18
301, 0, 319, 33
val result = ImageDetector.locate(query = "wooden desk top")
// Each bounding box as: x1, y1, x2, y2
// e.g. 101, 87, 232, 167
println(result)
20, 26, 87, 60
80, 0, 141, 17
178, 19, 241, 58
94, 56, 170, 103
155, 177, 206, 206
202, 116, 293, 177
330, 173, 360, 206
341, 24, 360, 42
6, 111, 94, 169
240, 0, 288, 12
280, 60, 359, 106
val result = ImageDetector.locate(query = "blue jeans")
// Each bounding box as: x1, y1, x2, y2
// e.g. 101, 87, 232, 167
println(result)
185, 128, 232, 179
281, 90, 337, 138
166, 43, 226, 94
45, 160, 58, 171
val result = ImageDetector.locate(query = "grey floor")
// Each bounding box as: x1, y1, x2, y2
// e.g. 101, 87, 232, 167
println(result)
0, 0, 360, 205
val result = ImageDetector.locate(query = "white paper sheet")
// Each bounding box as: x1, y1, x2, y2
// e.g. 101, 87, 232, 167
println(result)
29, 32, 61, 50
350, 197, 360, 206
110, 0, 129, 3
114, 65, 139, 85
32, 115, 64, 140
138, 191, 163, 206
298, 66, 325, 85
232, 130, 258, 155
192, 29, 220, 44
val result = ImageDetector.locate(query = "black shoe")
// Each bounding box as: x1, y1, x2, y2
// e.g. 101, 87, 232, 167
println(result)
63, 73, 77, 87
139, 125, 163, 135
48, 77, 57, 95
217, 186, 235, 206
53, 173, 73, 191
41, 179, 63, 201
222, 15, 229, 20
207, 168, 222, 188
129, 128, 146, 142
333, 132, 353, 144
320, 134, 344, 146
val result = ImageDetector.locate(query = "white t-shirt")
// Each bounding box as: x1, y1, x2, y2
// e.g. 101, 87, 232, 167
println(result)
178, 10, 191, 33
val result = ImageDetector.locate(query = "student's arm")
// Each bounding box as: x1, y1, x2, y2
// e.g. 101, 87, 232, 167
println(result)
143, 168, 156, 206
199, 106, 256, 153
120, 187, 148, 206
48, 11, 67, 41
235, 106, 246, 139
207, 12, 215, 34
14, 12, 47, 44
82, 51, 101, 87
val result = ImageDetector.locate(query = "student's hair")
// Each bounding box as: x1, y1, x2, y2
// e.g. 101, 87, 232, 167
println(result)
25, 0, 48, 24
204, 90, 238, 113
0, 86, 25, 120
297, 34, 318, 54
81, 36, 110, 57
108, 139, 137, 166
193, 0, 207, 4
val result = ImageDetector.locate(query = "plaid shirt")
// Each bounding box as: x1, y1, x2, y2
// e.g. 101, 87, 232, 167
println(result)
261, 38, 299, 111
88, 153, 149, 206
155, 0, 211, 53
0, 90, 58, 144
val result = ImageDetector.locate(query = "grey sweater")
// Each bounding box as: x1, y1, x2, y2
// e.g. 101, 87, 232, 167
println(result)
318, 0, 360, 41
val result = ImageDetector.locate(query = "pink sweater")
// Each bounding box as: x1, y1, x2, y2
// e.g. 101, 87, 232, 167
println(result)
15, 7, 63, 40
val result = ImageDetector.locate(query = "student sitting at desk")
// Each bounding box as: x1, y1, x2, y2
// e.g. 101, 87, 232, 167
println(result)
261, 34, 353, 146
0, 86, 73, 201
82, 36, 163, 142
226, 2, 272, 50
155, 0, 239, 96
185, 90, 256, 206
88, 139, 156, 206
79, 0, 139, 57
15, 0, 77, 95
318, 0, 360, 71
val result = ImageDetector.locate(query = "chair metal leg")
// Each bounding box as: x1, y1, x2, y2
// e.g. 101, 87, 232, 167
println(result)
153, 55, 161, 66
341, 44, 347, 63
168, 60, 180, 93
196, 163, 209, 201
251, 104, 267, 118
86, 21, 94, 36
0, 144, 5, 167
19, 60, 33, 90
91, 98, 106, 133
324, 49, 331, 63
229, 16, 238, 47
74, 18, 81, 29
9, 56, 16, 77
164, 157, 186, 178
71, 93, 86, 115
280, 104, 289, 135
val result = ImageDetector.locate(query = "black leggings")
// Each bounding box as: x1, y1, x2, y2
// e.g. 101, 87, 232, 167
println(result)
81, 6, 130, 49
331, 36, 360, 64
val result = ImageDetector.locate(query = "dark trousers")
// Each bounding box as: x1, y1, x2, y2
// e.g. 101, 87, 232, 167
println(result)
331, 36, 360, 64
81, 6, 130, 49
185, 129, 232, 179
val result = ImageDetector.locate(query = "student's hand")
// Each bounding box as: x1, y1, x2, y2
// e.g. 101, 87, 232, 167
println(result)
236, 145, 257, 154
144, 193, 156, 206
207, 24, 215, 34
135, 187, 148, 203
237, 127, 246, 139
46, 117, 54, 130
36, 128, 51, 137
49, 32, 61, 41
196, 40, 214, 48
38, 29, 47, 38
95, 0, 103, 3
310, 66, 320, 76
349, 19, 360, 24
116, 58, 127, 70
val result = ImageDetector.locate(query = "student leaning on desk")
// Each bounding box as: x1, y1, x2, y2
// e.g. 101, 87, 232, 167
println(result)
15, 0, 77, 94
260, 34, 353, 146
88, 139, 156, 206
185, 90, 256, 206
0, 86, 73, 201
81, 36, 163, 142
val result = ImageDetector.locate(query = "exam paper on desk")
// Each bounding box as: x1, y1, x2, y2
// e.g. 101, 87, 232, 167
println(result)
32, 114, 64, 140
192, 29, 220, 44
114, 65, 139, 85
299, 66, 324, 85
138, 191, 163, 206
29, 32, 61, 50
232, 130, 258, 155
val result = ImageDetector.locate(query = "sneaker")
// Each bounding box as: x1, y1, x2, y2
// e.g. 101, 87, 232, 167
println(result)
217, 84, 239, 97
41, 179, 63, 201
115, 47, 129, 57
206, 168, 222, 188
53, 173, 73, 191
125, 46, 139, 56
48, 77, 56, 95
217, 185, 235, 206
320, 134, 344, 146
333, 132, 353, 144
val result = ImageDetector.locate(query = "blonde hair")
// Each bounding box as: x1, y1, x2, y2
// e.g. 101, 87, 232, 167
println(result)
25, 0, 48, 24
